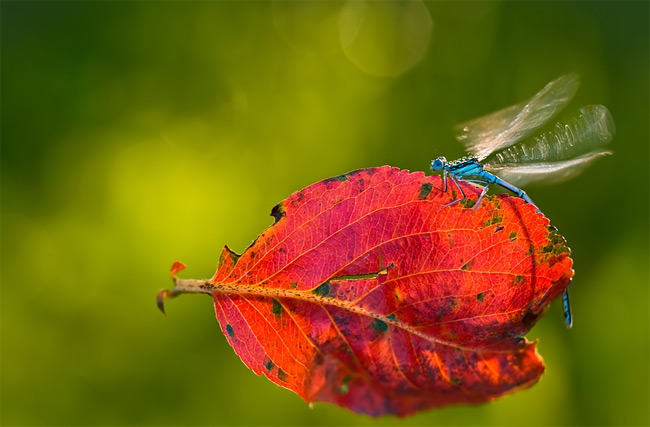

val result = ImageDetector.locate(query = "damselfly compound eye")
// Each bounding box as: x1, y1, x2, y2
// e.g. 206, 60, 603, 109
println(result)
430, 157, 446, 171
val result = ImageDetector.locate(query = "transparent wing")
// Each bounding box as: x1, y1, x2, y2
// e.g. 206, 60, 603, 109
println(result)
486, 105, 615, 164
486, 149, 612, 186
456, 74, 580, 160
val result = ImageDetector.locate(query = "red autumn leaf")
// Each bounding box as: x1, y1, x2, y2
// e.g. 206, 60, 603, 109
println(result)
159, 166, 573, 417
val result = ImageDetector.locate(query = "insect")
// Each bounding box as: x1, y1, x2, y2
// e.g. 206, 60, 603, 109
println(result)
430, 74, 615, 328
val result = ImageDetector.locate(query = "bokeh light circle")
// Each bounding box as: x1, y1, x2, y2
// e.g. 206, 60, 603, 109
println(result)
339, 0, 433, 77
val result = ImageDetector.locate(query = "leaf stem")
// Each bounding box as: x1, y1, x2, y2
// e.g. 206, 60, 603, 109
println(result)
157, 278, 212, 314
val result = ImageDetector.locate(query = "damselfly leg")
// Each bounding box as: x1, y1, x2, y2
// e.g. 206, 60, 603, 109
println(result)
431, 168, 448, 193
440, 176, 468, 209
432, 172, 470, 210
455, 177, 492, 209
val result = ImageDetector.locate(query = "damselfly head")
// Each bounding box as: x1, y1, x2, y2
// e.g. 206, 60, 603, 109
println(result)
430, 157, 447, 171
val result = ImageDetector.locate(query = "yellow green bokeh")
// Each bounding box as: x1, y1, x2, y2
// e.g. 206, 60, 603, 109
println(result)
2, 2, 648, 425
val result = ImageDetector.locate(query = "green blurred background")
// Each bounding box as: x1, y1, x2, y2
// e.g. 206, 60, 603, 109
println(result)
2, 1, 648, 425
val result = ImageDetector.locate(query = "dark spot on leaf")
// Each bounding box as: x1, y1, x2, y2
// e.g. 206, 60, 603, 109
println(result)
371, 318, 388, 334
289, 282, 298, 289
296, 191, 304, 202
312, 282, 331, 297
272, 299, 283, 317
450, 377, 462, 385
509, 231, 517, 240
418, 183, 433, 200
219, 246, 241, 268
484, 211, 504, 227
339, 376, 352, 395
250, 251, 256, 259
264, 359, 274, 372
278, 247, 286, 253
387, 313, 397, 321
278, 368, 287, 382
324, 174, 348, 184
461, 260, 473, 270
226, 324, 235, 338
494, 225, 504, 233
542, 226, 571, 256
515, 275, 523, 284
333, 315, 349, 327
437, 296, 458, 321
476, 292, 485, 302
270, 202, 286, 224
230, 249, 241, 263
355, 178, 366, 193
460, 198, 476, 209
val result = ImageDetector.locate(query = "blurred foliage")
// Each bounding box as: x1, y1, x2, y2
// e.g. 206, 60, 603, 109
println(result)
2, 1, 648, 426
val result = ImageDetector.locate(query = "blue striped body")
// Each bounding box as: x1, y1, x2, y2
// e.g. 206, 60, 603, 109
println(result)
431, 156, 535, 208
